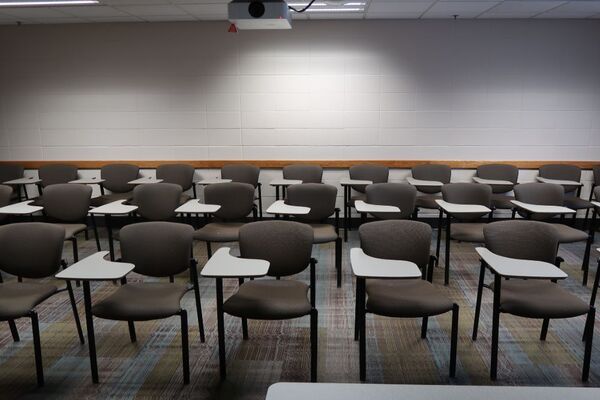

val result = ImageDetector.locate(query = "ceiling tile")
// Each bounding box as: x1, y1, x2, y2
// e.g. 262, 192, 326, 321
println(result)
178, 3, 227, 15
536, 1, 600, 18
479, 1, 566, 18
142, 14, 196, 20
115, 4, 188, 16
367, 1, 432, 13
60, 5, 130, 17
421, 1, 499, 18
89, 15, 143, 21
0, 6, 69, 18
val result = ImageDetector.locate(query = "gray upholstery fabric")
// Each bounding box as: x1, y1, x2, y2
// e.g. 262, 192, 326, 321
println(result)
553, 224, 589, 243
350, 193, 366, 205
193, 222, 244, 242
239, 221, 313, 277
514, 183, 564, 221
491, 193, 515, 210
595, 186, 600, 202
100, 164, 139, 193
594, 166, 600, 188
0, 165, 24, 200
283, 164, 323, 183
39, 164, 78, 187
120, 222, 193, 277
156, 164, 195, 191
286, 183, 337, 222
365, 183, 416, 220
539, 164, 581, 193
359, 220, 431, 269
43, 184, 92, 222
0, 282, 58, 319
0, 185, 12, 223
221, 164, 260, 187
205, 182, 255, 221
450, 223, 486, 242
92, 283, 188, 321
310, 224, 338, 244
366, 279, 453, 318
223, 280, 311, 320
349, 164, 389, 193
563, 196, 592, 210
476, 164, 518, 194
132, 183, 181, 221
483, 220, 558, 264
499, 279, 589, 319
442, 183, 492, 220
415, 194, 442, 210
55, 223, 87, 240
411, 164, 451, 194
90, 191, 133, 207
0, 223, 65, 279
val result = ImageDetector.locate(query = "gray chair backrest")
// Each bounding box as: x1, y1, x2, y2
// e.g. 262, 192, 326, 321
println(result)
156, 164, 195, 191
365, 183, 416, 220
39, 164, 78, 187
593, 166, 600, 188
43, 184, 92, 222
132, 183, 182, 221
514, 182, 564, 221
101, 164, 139, 193
595, 186, 600, 201
359, 220, 431, 269
283, 164, 323, 183
0, 165, 24, 183
0, 185, 13, 223
539, 164, 581, 194
411, 164, 451, 194
0, 223, 65, 279
239, 221, 313, 277
205, 182, 255, 221
286, 183, 337, 223
349, 164, 389, 193
483, 220, 558, 264
120, 222, 193, 278
476, 164, 518, 194
442, 183, 492, 221
221, 164, 260, 188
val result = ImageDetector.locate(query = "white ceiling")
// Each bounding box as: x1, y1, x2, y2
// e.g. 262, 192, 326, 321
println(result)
0, 0, 599, 25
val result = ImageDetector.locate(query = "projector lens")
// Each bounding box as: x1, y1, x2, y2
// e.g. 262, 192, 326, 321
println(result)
248, 1, 265, 18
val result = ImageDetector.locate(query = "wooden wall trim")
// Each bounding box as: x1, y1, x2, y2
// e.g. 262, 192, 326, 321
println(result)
1, 160, 599, 170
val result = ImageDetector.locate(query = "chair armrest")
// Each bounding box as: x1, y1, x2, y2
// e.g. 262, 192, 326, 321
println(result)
510, 200, 575, 215
354, 200, 400, 214
406, 177, 444, 187
436, 200, 491, 214
55, 252, 134, 281
350, 248, 422, 279
200, 247, 270, 278
476, 247, 568, 280
266, 200, 310, 215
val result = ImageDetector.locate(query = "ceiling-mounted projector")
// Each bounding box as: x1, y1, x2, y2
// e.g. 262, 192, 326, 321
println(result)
228, 0, 292, 30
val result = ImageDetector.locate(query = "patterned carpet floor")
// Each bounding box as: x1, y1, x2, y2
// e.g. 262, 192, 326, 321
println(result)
0, 222, 599, 399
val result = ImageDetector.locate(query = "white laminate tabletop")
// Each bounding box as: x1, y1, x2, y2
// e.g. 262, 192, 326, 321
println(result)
89, 200, 138, 215
175, 200, 221, 214
0, 200, 43, 215
476, 247, 567, 280
472, 177, 514, 185
536, 176, 583, 186
435, 200, 491, 214
266, 200, 310, 215
511, 200, 575, 215
269, 179, 302, 186
340, 179, 373, 186
354, 200, 400, 214
591, 201, 600, 209
200, 247, 270, 278
55, 251, 135, 281
128, 177, 163, 185
350, 248, 421, 279
3, 177, 41, 185
266, 383, 600, 400
69, 178, 106, 185
196, 178, 232, 185
406, 177, 444, 187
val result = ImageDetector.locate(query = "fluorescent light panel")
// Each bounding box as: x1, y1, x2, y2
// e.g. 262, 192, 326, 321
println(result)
0, 0, 98, 5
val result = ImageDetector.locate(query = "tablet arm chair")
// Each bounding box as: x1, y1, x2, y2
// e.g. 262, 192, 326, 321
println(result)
221, 163, 262, 219
132, 183, 182, 222
0, 165, 24, 201
412, 164, 451, 212
90, 164, 139, 207
476, 163, 518, 210
33, 164, 78, 206
156, 163, 196, 204
0, 185, 12, 224
346, 164, 389, 229
364, 183, 416, 221
283, 164, 323, 184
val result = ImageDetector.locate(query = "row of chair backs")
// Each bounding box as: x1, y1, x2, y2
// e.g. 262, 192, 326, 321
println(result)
349, 164, 389, 193
286, 183, 337, 222
412, 164, 452, 194
539, 164, 581, 194
442, 183, 492, 220
43, 184, 92, 222
221, 164, 260, 188
366, 183, 416, 220
477, 164, 519, 193
205, 182, 255, 221
283, 164, 323, 183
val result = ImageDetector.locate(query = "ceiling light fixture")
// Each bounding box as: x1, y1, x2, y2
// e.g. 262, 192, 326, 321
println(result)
0, 0, 98, 6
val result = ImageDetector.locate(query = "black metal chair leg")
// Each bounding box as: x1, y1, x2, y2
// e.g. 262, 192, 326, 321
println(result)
491, 277, 501, 380
181, 310, 190, 384
238, 277, 249, 340
71, 238, 79, 263
216, 278, 226, 380
582, 234, 593, 286
66, 280, 85, 344
128, 321, 136, 343
540, 318, 550, 341
30, 311, 44, 387
358, 278, 366, 382
472, 260, 485, 340
444, 215, 451, 285
421, 317, 428, 339
190, 262, 205, 343
91, 215, 101, 251
310, 308, 318, 382
206, 242, 212, 259
8, 320, 19, 342
582, 307, 595, 382
335, 237, 342, 288
450, 303, 459, 377
436, 209, 443, 265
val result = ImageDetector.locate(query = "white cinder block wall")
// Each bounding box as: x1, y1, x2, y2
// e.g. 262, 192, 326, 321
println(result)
1, 20, 599, 214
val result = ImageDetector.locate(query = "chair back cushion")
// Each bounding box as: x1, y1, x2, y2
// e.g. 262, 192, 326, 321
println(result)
283, 164, 323, 183
0, 185, 13, 223
349, 164, 389, 193
483, 220, 558, 264
39, 164, 78, 187
156, 164, 195, 191
43, 183, 92, 222
286, 183, 337, 222
132, 183, 181, 221
476, 163, 518, 194
539, 164, 581, 193
441, 183, 492, 220
514, 182, 564, 221
0, 165, 24, 183
411, 164, 451, 194
205, 182, 255, 221
221, 164, 260, 188
101, 164, 139, 193
365, 183, 416, 220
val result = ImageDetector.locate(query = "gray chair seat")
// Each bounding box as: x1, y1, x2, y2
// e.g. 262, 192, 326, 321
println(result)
0, 282, 58, 319
450, 223, 486, 242
193, 222, 244, 242
350, 193, 366, 206
491, 194, 515, 210
366, 279, 453, 318
31, 196, 44, 207
90, 192, 133, 207
415, 194, 441, 210
92, 283, 188, 321
54, 223, 87, 240
224, 280, 311, 320
500, 279, 589, 319
310, 224, 338, 244
179, 193, 192, 205
553, 224, 588, 243
564, 196, 593, 210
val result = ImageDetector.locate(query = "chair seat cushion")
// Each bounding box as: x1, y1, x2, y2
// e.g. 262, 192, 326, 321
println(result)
553, 224, 588, 243
500, 279, 589, 319
193, 222, 244, 242
91, 192, 133, 207
415, 194, 441, 210
564, 196, 593, 210
350, 193, 366, 206
491, 194, 515, 210
179, 193, 192, 206
366, 279, 453, 318
310, 224, 338, 244
55, 223, 87, 240
223, 280, 311, 320
92, 283, 187, 321
450, 223, 486, 242
0, 282, 58, 319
